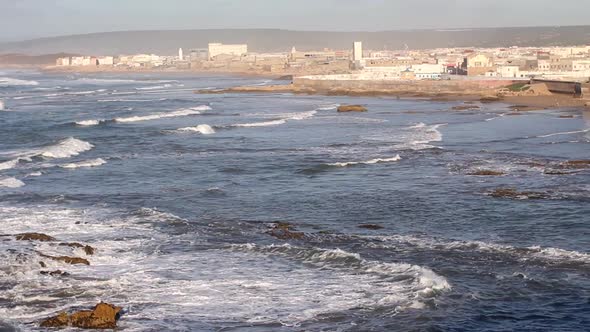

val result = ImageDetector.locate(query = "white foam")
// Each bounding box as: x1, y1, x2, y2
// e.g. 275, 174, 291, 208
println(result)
233, 119, 287, 127
177, 124, 216, 135
536, 128, 590, 138
115, 109, 202, 123
60, 158, 107, 169
0, 100, 4, 110
136, 84, 172, 90
97, 98, 168, 103
0, 159, 19, 171
75, 119, 102, 127
316, 104, 340, 111
0, 77, 39, 86
0, 177, 24, 188
329, 155, 402, 167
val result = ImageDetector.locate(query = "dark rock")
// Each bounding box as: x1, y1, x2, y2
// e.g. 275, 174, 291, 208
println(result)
40, 270, 70, 277
467, 170, 506, 176
15, 233, 55, 242
558, 115, 575, 118
40, 303, 122, 329
337, 105, 368, 113
358, 224, 384, 230
39, 261, 47, 268
544, 169, 573, 175
480, 96, 501, 103
59, 243, 95, 255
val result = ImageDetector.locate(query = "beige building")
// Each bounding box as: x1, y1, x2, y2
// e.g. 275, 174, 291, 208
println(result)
208, 43, 248, 60
464, 53, 495, 76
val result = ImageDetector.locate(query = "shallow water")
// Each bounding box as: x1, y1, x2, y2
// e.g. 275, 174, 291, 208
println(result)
1, 70, 589, 331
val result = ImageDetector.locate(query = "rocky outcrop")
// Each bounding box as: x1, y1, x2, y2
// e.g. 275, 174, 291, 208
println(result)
560, 160, 590, 169
38, 253, 90, 265
15, 233, 55, 242
40, 303, 122, 329
337, 105, 368, 113
267, 222, 305, 240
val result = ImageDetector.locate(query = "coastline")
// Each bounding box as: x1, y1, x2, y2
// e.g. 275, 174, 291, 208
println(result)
194, 83, 590, 111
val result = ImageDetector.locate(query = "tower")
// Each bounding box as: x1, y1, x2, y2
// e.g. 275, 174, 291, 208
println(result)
353, 42, 363, 62
178, 48, 184, 61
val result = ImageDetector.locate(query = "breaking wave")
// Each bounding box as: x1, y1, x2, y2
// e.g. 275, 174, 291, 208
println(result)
0, 177, 24, 188
59, 158, 107, 169
75, 119, 103, 127
233, 110, 316, 128
329, 155, 402, 167
0, 138, 93, 171
177, 124, 216, 135
115, 108, 205, 123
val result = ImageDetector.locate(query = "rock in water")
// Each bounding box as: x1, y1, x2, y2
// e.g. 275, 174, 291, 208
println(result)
59, 242, 96, 255
70, 303, 122, 329
38, 253, 90, 265
337, 105, 368, 112
15, 233, 56, 242
40, 312, 69, 328
40, 303, 122, 329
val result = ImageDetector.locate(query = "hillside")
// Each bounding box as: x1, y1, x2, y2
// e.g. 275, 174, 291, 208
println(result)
0, 26, 589, 56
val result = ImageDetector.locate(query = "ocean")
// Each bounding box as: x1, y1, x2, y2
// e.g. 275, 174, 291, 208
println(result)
0, 69, 589, 331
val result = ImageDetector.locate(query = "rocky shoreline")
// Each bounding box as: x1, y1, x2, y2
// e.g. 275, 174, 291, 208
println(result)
194, 83, 590, 111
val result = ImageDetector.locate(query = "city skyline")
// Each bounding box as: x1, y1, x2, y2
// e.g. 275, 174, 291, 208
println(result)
1, 0, 589, 42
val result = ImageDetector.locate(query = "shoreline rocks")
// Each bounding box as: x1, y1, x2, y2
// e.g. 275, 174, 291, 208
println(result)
358, 224, 384, 230
15, 233, 56, 242
489, 188, 548, 200
40, 303, 122, 329
467, 170, 506, 176
38, 253, 90, 265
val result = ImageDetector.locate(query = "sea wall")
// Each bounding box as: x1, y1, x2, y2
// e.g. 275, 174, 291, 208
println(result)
293, 75, 518, 94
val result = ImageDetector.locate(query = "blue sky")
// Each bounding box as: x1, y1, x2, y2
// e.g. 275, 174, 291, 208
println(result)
0, 0, 586, 41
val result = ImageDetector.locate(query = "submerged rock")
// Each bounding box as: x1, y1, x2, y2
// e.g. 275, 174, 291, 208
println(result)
267, 222, 305, 240
489, 188, 548, 200
467, 170, 506, 176
337, 105, 368, 113
40, 303, 122, 329
59, 242, 95, 255
452, 105, 480, 111
15, 233, 55, 242
480, 96, 501, 103
358, 224, 384, 230
560, 160, 590, 169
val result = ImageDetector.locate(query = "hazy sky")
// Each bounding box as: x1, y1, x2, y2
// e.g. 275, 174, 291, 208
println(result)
0, 0, 587, 41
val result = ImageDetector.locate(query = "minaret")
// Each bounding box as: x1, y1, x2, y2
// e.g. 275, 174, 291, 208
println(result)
178, 48, 184, 61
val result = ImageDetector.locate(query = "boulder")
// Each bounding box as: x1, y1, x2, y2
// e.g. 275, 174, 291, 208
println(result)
15, 233, 55, 242
40, 303, 122, 329
337, 105, 368, 113
59, 243, 95, 255
561, 160, 590, 169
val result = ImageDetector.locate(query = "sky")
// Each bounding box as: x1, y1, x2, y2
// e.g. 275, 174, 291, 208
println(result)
0, 0, 587, 41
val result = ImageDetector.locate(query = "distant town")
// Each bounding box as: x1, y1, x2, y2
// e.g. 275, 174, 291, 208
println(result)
52, 41, 590, 83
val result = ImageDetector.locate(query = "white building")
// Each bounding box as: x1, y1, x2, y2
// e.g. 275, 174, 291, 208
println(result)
178, 48, 184, 61
411, 63, 445, 74
97, 56, 114, 66
208, 43, 248, 60
353, 41, 363, 61
497, 65, 520, 78
71, 56, 84, 66
55, 57, 71, 66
